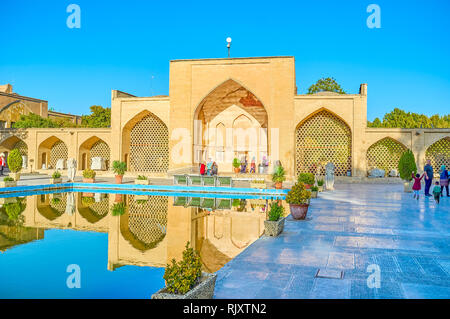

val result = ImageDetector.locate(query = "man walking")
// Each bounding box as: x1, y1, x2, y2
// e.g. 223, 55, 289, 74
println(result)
424, 159, 433, 196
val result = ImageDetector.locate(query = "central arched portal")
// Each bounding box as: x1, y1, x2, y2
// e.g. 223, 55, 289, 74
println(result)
194, 79, 268, 171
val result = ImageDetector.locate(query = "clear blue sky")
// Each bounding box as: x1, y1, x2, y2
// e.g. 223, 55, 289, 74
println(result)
1, 0, 449, 121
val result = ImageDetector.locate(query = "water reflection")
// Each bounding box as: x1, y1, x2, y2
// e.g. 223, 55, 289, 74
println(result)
1, 192, 267, 273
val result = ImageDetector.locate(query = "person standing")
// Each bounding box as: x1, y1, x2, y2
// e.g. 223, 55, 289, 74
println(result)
412, 171, 425, 200
439, 165, 449, 197
424, 159, 434, 196
0, 153, 5, 176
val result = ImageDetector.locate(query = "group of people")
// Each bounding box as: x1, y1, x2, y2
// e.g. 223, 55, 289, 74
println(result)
412, 160, 449, 204
199, 158, 218, 176
240, 155, 269, 174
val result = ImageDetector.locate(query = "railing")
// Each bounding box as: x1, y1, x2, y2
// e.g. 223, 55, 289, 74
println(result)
173, 174, 233, 187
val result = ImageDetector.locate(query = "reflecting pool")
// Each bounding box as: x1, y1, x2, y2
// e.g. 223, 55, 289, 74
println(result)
0, 190, 276, 298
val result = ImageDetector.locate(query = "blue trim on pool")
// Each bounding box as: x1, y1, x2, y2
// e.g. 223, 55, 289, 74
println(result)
0, 182, 289, 198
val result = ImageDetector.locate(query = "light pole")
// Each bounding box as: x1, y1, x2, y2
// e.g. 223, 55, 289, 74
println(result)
226, 37, 232, 58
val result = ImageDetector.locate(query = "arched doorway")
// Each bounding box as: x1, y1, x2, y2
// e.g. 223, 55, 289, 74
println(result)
79, 136, 111, 171
0, 136, 28, 169
38, 136, 68, 169
366, 137, 407, 176
122, 111, 169, 173
194, 79, 268, 171
295, 109, 352, 176
426, 137, 450, 171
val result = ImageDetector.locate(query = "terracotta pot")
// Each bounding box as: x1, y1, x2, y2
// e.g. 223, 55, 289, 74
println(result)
234, 167, 240, 173
82, 192, 94, 197
304, 184, 312, 189
115, 175, 123, 184
82, 178, 94, 183
289, 203, 309, 220
275, 182, 283, 189
115, 194, 123, 202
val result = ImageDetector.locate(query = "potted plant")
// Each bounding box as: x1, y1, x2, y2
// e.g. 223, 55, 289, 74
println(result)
51, 171, 62, 184
112, 160, 127, 184
264, 201, 285, 237
285, 182, 311, 220
51, 197, 61, 205
272, 165, 286, 189
135, 175, 150, 185
298, 173, 315, 189
152, 242, 217, 299
0, 176, 17, 188
250, 179, 266, 189
398, 149, 416, 193
82, 169, 96, 183
317, 179, 324, 192
7, 149, 23, 181
310, 185, 319, 198
111, 202, 126, 216
81, 196, 95, 207
232, 158, 240, 174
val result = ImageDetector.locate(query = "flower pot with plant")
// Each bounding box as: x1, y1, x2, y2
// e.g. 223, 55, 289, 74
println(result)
286, 182, 311, 220
7, 149, 23, 181
310, 186, 319, 198
51, 171, 62, 184
398, 149, 416, 193
135, 175, 150, 185
152, 242, 217, 299
232, 158, 240, 174
111, 202, 126, 216
82, 169, 96, 183
298, 173, 315, 189
264, 201, 285, 237
112, 160, 127, 184
317, 179, 324, 192
272, 165, 286, 189
0, 176, 17, 188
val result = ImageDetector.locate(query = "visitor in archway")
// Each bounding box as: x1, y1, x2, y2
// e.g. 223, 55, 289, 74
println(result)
0, 153, 5, 176
212, 161, 218, 176
439, 165, 449, 197
433, 181, 442, 204
424, 159, 433, 197
412, 171, 425, 200
199, 161, 206, 175
250, 157, 256, 173
240, 155, 248, 173
206, 158, 213, 176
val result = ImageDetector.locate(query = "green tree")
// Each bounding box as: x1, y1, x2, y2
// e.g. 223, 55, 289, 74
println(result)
7, 149, 23, 173
307, 77, 346, 94
12, 113, 58, 128
368, 108, 450, 128
81, 105, 111, 128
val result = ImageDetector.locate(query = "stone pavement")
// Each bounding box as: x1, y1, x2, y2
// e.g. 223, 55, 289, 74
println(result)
214, 184, 450, 299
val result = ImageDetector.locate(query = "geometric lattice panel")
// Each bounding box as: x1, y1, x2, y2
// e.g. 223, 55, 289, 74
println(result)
89, 195, 109, 217
50, 194, 67, 214
89, 140, 111, 169
50, 140, 68, 169
130, 113, 169, 173
13, 140, 28, 156
295, 110, 352, 176
366, 137, 407, 175
127, 195, 168, 247
426, 137, 450, 172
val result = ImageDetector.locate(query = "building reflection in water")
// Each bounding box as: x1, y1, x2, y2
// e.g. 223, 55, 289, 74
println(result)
1, 192, 268, 273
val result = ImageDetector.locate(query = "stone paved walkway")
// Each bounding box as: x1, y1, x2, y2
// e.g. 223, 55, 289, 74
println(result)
214, 184, 450, 299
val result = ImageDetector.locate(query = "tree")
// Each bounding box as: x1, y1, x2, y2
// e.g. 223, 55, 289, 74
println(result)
81, 105, 111, 128
368, 108, 450, 128
398, 150, 416, 181
7, 149, 23, 173
13, 113, 58, 128
307, 77, 346, 94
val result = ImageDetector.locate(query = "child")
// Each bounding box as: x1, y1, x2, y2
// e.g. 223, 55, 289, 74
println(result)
433, 181, 442, 204
412, 172, 425, 200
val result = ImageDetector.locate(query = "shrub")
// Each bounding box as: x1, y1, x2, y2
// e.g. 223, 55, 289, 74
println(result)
3, 177, 14, 182
111, 202, 125, 216
232, 158, 240, 168
286, 182, 311, 205
82, 169, 96, 179
317, 179, 324, 186
7, 149, 23, 173
52, 171, 61, 179
272, 165, 286, 183
398, 149, 417, 181
137, 175, 148, 180
298, 173, 315, 185
232, 198, 241, 207
81, 196, 95, 206
5, 202, 23, 221
268, 201, 284, 221
163, 242, 202, 295
311, 186, 319, 192
112, 160, 127, 176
